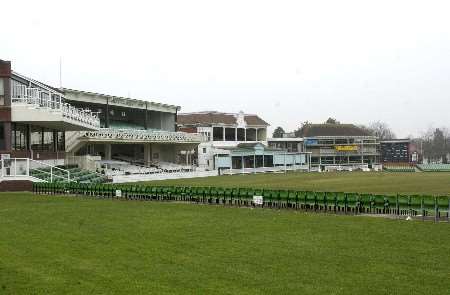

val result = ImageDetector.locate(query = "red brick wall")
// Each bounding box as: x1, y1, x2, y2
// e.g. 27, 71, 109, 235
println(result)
0, 180, 33, 191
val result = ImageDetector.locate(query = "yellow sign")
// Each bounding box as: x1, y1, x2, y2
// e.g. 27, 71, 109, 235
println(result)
335, 145, 358, 151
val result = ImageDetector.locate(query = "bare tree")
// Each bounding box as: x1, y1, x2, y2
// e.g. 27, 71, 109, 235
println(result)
367, 121, 396, 140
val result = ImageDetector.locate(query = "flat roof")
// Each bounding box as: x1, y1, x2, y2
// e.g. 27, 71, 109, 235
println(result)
63, 88, 180, 111
267, 137, 304, 142
380, 139, 410, 143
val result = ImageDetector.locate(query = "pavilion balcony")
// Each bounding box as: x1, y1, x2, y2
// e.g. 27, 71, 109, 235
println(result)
11, 84, 100, 131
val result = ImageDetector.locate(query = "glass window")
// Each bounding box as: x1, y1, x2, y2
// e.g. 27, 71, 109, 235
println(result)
57, 132, 65, 151
30, 126, 43, 151
12, 123, 27, 150
0, 123, 5, 150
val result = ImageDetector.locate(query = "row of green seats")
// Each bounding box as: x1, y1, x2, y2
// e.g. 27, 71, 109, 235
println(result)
33, 183, 450, 218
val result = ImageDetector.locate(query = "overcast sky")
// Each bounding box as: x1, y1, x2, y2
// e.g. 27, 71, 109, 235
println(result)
2, 0, 450, 137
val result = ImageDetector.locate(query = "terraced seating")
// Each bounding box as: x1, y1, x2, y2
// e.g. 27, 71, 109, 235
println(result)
416, 164, 450, 172
383, 163, 416, 172
384, 166, 415, 172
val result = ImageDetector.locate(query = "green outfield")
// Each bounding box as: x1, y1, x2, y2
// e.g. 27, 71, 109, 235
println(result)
0, 193, 449, 295
142, 172, 450, 196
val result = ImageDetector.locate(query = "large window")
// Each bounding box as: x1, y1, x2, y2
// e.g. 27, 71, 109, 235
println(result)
12, 123, 27, 150
0, 123, 5, 150
56, 132, 65, 151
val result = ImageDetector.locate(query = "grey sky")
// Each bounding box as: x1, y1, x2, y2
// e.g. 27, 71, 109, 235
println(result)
2, 0, 450, 137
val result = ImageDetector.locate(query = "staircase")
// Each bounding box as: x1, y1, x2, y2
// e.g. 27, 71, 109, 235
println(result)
0, 158, 108, 184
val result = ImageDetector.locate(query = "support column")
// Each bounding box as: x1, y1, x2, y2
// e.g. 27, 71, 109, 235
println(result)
255, 128, 258, 141
244, 128, 247, 142
105, 97, 110, 128
223, 127, 225, 141
235, 128, 237, 141
104, 143, 112, 160
144, 144, 151, 166
145, 102, 148, 130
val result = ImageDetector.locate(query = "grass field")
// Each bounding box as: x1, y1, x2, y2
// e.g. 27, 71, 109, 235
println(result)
1, 192, 449, 294
142, 172, 450, 196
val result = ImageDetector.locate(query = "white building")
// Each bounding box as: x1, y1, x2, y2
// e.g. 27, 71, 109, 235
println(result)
177, 111, 269, 170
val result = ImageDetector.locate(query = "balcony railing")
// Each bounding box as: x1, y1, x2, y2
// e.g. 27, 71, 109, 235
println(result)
75, 128, 203, 143
12, 85, 100, 129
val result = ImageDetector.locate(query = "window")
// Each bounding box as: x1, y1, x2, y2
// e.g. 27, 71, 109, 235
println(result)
12, 123, 26, 150
0, 79, 4, 105
203, 148, 207, 154
0, 123, 5, 150
121, 111, 126, 117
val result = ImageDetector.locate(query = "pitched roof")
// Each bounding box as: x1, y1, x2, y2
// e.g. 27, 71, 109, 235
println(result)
299, 124, 371, 137
177, 111, 269, 126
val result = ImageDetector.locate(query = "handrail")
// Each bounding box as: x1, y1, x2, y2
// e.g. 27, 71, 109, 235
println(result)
1, 158, 71, 182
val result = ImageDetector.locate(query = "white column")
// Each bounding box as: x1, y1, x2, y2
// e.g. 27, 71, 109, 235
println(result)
104, 144, 112, 160
255, 128, 258, 141
235, 128, 237, 141
223, 127, 225, 141
244, 128, 247, 141
144, 144, 151, 166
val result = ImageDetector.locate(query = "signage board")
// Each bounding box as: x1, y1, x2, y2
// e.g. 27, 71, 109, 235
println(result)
334, 145, 358, 151
253, 195, 263, 205
115, 190, 122, 197
305, 139, 318, 146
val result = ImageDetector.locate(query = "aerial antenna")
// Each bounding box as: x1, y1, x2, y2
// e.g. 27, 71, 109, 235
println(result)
59, 56, 62, 88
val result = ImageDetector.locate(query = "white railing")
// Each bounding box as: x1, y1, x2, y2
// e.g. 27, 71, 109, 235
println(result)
12, 85, 100, 129
222, 165, 309, 175
0, 158, 71, 182
78, 128, 203, 143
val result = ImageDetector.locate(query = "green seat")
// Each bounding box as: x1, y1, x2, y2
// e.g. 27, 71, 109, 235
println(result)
279, 190, 289, 208
437, 196, 450, 220
305, 191, 316, 210
358, 194, 372, 213
383, 195, 397, 214
335, 192, 347, 212
224, 188, 233, 205
346, 193, 360, 213
262, 189, 272, 207
316, 192, 326, 210
288, 191, 298, 209
326, 192, 337, 211
422, 197, 437, 218
397, 195, 410, 215
216, 187, 225, 204
237, 187, 247, 205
